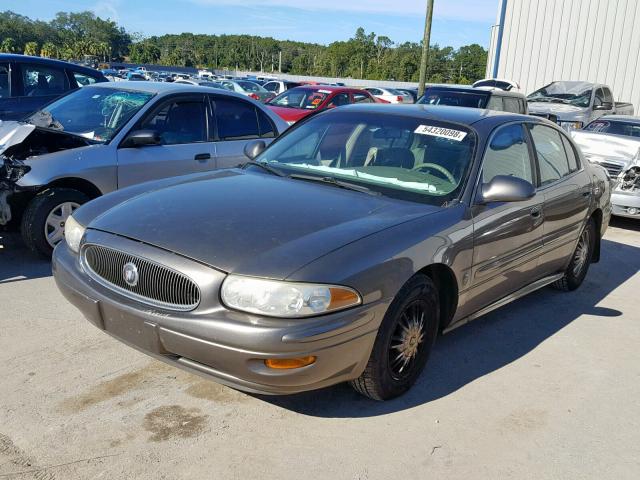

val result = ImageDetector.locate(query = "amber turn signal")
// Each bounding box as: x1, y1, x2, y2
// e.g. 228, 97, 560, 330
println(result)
329, 288, 360, 310
264, 356, 317, 369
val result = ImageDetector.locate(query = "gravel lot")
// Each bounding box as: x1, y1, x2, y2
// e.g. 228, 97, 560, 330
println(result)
1, 219, 639, 480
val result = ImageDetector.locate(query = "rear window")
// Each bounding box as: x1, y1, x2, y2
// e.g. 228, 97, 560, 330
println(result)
419, 89, 489, 108
584, 120, 640, 138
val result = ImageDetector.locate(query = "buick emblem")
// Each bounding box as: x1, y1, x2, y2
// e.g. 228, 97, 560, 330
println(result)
122, 262, 139, 287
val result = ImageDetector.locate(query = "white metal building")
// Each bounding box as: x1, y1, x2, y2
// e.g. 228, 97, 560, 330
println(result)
486, 0, 640, 108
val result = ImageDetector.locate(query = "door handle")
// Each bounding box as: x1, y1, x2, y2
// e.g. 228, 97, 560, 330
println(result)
194, 153, 211, 161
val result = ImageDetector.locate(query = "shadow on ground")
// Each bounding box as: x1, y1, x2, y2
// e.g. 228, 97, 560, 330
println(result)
257, 238, 639, 417
0, 232, 51, 283
610, 216, 640, 232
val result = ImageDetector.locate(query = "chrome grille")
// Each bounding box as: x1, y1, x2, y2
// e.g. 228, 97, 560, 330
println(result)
82, 244, 200, 311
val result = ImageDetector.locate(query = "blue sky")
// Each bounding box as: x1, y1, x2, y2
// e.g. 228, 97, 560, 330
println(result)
4, 0, 500, 48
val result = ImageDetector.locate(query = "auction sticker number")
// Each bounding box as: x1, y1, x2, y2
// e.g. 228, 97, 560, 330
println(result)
414, 125, 467, 141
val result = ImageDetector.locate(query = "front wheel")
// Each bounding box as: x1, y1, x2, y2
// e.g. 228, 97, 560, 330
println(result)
21, 188, 89, 257
553, 218, 596, 291
350, 274, 439, 401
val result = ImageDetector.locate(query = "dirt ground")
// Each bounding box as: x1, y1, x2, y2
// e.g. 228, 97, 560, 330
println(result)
1, 218, 639, 480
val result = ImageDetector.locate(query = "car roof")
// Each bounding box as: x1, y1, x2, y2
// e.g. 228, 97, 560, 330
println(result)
0, 54, 103, 77
293, 85, 364, 93
325, 103, 534, 128
88, 80, 220, 94
597, 115, 640, 124
426, 84, 526, 98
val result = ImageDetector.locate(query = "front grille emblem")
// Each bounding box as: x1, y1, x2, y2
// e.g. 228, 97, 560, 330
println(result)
122, 262, 139, 287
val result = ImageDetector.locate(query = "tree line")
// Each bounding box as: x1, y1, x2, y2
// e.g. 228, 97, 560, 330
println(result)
0, 10, 488, 83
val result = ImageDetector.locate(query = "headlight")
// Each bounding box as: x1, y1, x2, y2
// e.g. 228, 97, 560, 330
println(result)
64, 215, 85, 253
559, 121, 583, 132
220, 275, 361, 317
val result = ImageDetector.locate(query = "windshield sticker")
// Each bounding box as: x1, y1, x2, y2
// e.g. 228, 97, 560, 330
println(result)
414, 125, 467, 141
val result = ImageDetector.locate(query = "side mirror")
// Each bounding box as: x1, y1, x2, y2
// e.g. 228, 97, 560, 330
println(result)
122, 129, 161, 148
479, 175, 536, 203
243, 139, 266, 160
594, 102, 612, 111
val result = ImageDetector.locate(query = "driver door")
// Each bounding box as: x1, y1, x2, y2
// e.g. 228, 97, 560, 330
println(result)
464, 123, 545, 316
116, 95, 215, 188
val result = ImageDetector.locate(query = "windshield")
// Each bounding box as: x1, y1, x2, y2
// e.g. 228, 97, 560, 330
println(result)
527, 82, 592, 107
584, 119, 640, 138
236, 80, 266, 92
270, 89, 330, 109
27, 87, 154, 143
255, 111, 476, 205
418, 89, 489, 108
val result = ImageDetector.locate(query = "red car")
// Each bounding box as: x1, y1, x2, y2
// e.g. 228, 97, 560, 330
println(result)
266, 85, 382, 124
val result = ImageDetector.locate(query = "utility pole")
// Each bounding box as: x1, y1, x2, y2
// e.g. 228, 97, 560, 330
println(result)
278, 50, 282, 73
418, 0, 434, 98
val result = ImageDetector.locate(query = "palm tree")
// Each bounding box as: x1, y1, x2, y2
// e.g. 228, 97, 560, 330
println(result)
0, 37, 17, 53
24, 41, 39, 56
40, 42, 58, 59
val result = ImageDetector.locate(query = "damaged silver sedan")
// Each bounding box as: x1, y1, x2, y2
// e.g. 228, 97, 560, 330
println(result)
0, 81, 286, 256
572, 115, 640, 219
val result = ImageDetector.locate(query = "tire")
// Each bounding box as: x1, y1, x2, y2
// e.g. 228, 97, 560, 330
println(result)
21, 188, 89, 258
553, 218, 596, 292
350, 274, 439, 401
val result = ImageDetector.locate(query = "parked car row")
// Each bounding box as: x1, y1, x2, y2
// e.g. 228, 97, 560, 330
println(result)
0, 54, 634, 401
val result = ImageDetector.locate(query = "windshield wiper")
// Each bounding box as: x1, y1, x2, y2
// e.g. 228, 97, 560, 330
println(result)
240, 160, 286, 177
288, 174, 381, 196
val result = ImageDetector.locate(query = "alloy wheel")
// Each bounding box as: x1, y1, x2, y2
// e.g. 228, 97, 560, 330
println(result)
44, 201, 80, 248
388, 301, 427, 380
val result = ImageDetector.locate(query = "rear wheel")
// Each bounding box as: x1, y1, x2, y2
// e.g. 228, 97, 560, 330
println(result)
21, 188, 88, 257
350, 274, 439, 401
553, 218, 596, 291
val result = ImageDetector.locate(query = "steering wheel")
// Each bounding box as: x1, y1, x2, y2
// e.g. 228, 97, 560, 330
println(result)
412, 163, 456, 184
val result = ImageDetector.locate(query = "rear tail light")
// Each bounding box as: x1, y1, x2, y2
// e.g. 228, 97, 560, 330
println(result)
396, 96, 403, 102
248, 93, 260, 100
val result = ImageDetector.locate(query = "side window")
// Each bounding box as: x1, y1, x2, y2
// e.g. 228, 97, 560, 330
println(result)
21, 64, 68, 96
214, 97, 260, 140
482, 124, 534, 184
519, 99, 527, 113
353, 93, 374, 104
503, 97, 521, 113
529, 124, 570, 185
594, 88, 605, 107
140, 99, 206, 145
263, 82, 278, 92
328, 93, 350, 108
368, 88, 382, 96
256, 108, 276, 138
603, 87, 613, 104
73, 72, 98, 87
0, 63, 9, 98
486, 95, 504, 111
561, 135, 580, 172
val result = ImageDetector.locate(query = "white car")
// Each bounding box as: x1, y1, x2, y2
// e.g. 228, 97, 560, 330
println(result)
364, 87, 414, 104
263, 80, 303, 96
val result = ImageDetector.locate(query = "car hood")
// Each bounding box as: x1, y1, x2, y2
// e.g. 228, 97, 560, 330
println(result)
266, 105, 314, 122
571, 131, 640, 168
87, 170, 437, 279
527, 102, 584, 116
0, 121, 36, 155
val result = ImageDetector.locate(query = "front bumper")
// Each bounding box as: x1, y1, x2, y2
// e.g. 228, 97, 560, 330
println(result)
612, 191, 640, 219
52, 243, 384, 395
